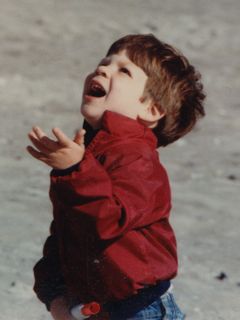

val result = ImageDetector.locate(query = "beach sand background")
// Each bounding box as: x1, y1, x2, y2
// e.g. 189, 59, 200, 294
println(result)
0, 0, 239, 319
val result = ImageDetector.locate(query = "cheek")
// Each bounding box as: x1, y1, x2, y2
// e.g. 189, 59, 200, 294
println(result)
126, 89, 143, 103
107, 82, 143, 105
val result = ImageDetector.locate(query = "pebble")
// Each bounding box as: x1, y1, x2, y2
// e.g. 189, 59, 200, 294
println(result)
215, 272, 227, 280
227, 174, 237, 181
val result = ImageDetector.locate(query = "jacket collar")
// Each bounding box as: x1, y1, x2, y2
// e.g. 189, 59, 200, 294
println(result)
83, 110, 157, 149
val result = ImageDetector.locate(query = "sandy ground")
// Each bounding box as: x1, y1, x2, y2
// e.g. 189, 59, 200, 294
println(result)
0, 0, 239, 319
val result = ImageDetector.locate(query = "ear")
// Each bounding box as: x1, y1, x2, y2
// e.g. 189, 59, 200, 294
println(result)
137, 100, 165, 128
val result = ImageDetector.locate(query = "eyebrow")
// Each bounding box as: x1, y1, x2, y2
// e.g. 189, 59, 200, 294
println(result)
98, 56, 136, 76
100, 56, 133, 67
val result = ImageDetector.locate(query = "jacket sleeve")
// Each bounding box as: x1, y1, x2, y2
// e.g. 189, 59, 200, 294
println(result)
50, 148, 171, 240
33, 220, 66, 311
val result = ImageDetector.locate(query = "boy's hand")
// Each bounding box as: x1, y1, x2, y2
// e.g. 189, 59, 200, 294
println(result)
50, 296, 74, 320
27, 126, 86, 169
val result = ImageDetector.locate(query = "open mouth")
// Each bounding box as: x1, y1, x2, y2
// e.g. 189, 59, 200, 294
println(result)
87, 81, 106, 98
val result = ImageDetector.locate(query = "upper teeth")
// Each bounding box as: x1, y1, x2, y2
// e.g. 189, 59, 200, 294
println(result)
92, 83, 103, 90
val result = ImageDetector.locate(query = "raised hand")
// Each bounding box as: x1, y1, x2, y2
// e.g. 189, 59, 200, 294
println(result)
50, 296, 75, 320
27, 126, 86, 169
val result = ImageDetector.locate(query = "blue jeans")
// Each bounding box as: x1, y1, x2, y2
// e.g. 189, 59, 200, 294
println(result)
107, 292, 185, 320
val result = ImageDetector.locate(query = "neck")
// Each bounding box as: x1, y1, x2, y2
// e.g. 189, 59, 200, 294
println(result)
83, 120, 100, 147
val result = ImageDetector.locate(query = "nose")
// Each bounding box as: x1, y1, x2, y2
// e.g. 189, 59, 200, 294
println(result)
95, 65, 110, 78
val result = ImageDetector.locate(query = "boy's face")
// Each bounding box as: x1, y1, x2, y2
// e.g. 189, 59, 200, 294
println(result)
81, 50, 151, 128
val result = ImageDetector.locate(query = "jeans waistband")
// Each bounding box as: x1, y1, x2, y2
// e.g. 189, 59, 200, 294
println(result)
102, 280, 170, 317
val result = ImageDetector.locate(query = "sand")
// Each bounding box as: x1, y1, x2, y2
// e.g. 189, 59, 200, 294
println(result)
0, 0, 239, 319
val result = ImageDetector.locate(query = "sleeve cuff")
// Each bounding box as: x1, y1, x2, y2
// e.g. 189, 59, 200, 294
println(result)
50, 162, 80, 177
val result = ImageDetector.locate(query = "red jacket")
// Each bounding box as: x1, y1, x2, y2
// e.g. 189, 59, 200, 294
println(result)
33, 110, 178, 309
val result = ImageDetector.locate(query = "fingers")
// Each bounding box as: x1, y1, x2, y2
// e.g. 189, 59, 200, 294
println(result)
26, 145, 48, 163
28, 126, 75, 153
28, 133, 52, 154
52, 127, 71, 147
28, 127, 59, 153
73, 129, 86, 145
33, 126, 59, 150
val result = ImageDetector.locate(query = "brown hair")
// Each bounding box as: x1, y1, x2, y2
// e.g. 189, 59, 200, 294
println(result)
107, 34, 206, 147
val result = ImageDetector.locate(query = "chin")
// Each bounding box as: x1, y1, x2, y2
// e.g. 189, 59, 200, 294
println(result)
81, 108, 102, 129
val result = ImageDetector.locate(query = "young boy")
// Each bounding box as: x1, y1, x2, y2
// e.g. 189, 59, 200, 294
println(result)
27, 34, 205, 320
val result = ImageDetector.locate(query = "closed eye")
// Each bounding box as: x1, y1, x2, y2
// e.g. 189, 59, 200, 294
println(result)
120, 67, 131, 76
